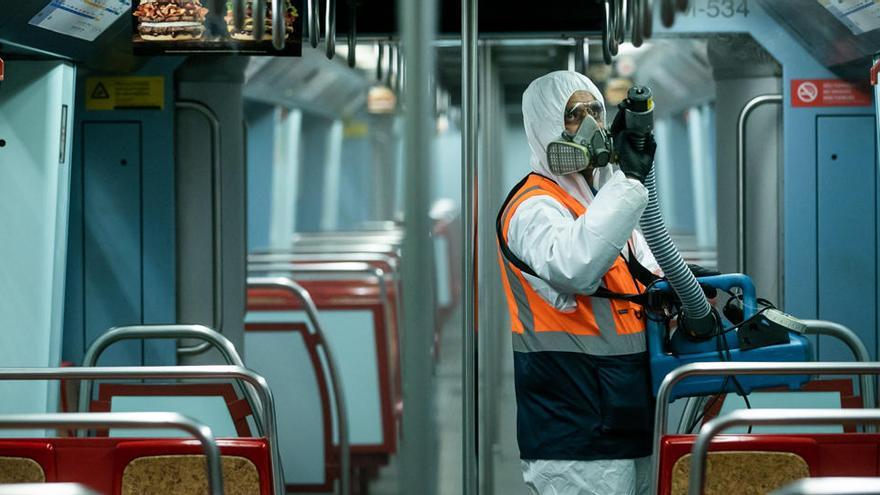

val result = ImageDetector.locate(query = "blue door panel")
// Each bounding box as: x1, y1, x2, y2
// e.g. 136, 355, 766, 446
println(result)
817, 115, 877, 361
83, 122, 143, 366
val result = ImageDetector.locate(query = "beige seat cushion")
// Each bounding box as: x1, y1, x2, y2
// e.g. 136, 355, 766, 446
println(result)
671, 451, 810, 495
121, 455, 260, 495
0, 457, 46, 483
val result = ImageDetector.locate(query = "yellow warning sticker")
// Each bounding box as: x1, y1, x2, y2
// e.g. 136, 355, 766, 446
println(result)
85, 76, 164, 111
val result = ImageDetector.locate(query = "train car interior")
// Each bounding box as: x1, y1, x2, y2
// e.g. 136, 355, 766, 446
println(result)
2, 0, 880, 494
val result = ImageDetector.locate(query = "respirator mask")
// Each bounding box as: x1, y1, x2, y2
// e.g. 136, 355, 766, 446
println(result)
546, 100, 613, 176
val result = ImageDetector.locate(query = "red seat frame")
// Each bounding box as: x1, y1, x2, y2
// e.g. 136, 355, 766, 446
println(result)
658, 433, 880, 495
0, 437, 272, 495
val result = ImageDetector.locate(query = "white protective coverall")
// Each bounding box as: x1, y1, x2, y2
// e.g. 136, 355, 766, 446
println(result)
511, 71, 660, 495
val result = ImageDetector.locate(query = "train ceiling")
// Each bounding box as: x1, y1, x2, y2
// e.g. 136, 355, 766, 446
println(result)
0, 0, 873, 109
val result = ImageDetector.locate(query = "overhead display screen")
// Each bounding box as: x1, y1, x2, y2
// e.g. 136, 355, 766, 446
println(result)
132, 0, 301, 56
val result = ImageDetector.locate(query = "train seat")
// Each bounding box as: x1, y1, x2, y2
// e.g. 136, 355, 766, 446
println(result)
0, 437, 272, 495
246, 285, 343, 492
246, 278, 399, 491
0, 441, 54, 483
658, 433, 880, 495
88, 383, 255, 438
698, 379, 863, 433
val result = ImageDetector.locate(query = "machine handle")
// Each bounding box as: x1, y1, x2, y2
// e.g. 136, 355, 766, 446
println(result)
652, 361, 880, 495
0, 366, 283, 495
690, 409, 880, 495
0, 412, 223, 495
78, 324, 265, 436
247, 276, 350, 495
652, 273, 758, 319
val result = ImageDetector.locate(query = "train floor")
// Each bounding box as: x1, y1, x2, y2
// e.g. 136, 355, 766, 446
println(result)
369, 308, 527, 495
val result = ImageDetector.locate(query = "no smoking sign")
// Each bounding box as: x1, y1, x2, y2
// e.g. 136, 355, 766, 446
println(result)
792, 79, 871, 107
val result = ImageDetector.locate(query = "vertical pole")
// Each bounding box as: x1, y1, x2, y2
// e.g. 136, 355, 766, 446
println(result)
270, 108, 301, 247
687, 106, 711, 249
462, 0, 479, 493
320, 119, 343, 231
399, 0, 437, 494
872, 55, 880, 364
477, 41, 497, 495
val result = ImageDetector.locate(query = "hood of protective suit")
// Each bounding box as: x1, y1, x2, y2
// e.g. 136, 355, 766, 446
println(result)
522, 70, 616, 207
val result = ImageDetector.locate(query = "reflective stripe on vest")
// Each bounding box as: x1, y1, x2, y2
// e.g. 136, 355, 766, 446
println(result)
497, 173, 647, 356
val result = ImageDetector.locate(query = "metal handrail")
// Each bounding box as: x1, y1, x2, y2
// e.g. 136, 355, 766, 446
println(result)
347, 0, 356, 67
325, 0, 336, 58
690, 409, 880, 495
282, 243, 401, 255
0, 484, 100, 495
247, 276, 350, 495
386, 44, 396, 89
230, 0, 245, 32
770, 477, 880, 495
247, 262, 395, 351
247, 262, 396, 401
308, 0, 320, 48
653, 362, 880, 495
272, 0, 285, 50
0, 412, 222, 495
376, 42, 384, 81
676, 319, 877, 433
252, 0, 266, 43
395, 42, 403, 94
462, 0, 478, 491
0, 366, 283, 495
291, 230, 403, 241
661, 0, 675, 26
77, 324, 265, 436
601, 0, 613, 64
736, 94, 782, 273
632, 0, 644, 47
249, 252, 399, 271
176, 101, 224, 358
642, 0, 654, 39
249, 254, 403, 322
802, 320, 876, 408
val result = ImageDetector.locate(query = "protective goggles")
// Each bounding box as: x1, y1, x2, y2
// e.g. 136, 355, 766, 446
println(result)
563, 100, 606, 134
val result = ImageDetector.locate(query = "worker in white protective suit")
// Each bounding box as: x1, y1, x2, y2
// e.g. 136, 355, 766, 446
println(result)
496, 70, 662, 495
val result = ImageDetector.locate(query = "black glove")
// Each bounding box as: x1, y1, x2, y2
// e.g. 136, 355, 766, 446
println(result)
689, 264, 721, 299
615, 130, 656, 184
688, 264, 721, 278
609, 104, 627, 138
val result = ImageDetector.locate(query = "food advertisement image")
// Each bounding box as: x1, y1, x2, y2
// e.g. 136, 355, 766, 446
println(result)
132, 0, 301, 55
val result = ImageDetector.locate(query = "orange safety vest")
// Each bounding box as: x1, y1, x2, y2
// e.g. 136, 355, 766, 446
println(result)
497, 173, 648, 356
